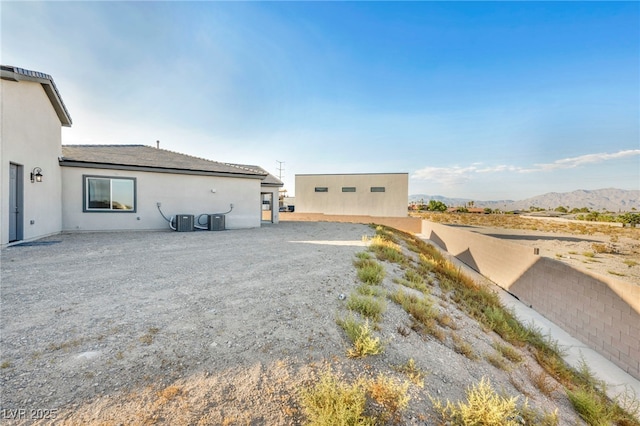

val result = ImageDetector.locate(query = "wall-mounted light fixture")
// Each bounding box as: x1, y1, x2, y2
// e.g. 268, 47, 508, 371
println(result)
30, 167, 43, 183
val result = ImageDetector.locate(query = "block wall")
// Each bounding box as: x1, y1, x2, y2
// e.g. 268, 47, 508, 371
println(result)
421, 220, 640, 380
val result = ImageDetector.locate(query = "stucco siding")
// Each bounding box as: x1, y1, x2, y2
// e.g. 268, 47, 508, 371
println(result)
295, 173, 408, 217
61, 167, 262, 231
1, 78, 63, 245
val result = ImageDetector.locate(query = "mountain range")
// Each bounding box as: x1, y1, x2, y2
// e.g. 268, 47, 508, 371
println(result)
409, 188, 639, 212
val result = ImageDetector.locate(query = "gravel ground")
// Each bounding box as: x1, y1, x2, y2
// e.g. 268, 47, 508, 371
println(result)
1, 221, 587, 424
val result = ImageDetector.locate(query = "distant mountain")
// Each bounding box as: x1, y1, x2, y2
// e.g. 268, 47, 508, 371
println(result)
410, 188, 639, 212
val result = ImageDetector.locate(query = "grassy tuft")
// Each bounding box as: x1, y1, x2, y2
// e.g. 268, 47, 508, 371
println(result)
346, 294, 386, 322
567, 386, 616, 426
526, 366, 559, 397
300, 370, 374, 426
368, 374, 410, 422
485, 351, 511, 371
492, 341, 524, 364
451, 332, 478, 360
354, 258, 386, 285
299, 369, 410, 426
368, 234, 407, 264
431, 377, 522, 426
355, 283, 386, 298
336, 316, 384, 358
389, 289, 437, 326
393, 358, 426, 387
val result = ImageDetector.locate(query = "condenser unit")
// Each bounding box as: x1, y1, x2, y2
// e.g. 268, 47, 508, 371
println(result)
207, 214, 225, 231
175, 214, 194, 232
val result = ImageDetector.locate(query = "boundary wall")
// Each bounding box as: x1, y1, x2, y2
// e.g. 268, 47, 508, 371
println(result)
420, 220, 640, 380
280, 213, 421, 234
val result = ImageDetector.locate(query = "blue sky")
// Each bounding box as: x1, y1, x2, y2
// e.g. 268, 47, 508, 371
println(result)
2, 1, 638, 200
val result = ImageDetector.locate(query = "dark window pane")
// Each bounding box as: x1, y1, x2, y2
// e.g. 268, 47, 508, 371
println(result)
88, 178, 111, 208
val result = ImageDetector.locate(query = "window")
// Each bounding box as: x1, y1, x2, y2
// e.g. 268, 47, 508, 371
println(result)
370, 187, 386, 192
342, 187, 356, 192
314, 187, 328, 192
84, 176, 136, 212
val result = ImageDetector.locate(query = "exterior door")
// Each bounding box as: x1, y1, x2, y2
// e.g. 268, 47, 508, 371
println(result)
9, 163, 24, 242
261, 192, 273, 222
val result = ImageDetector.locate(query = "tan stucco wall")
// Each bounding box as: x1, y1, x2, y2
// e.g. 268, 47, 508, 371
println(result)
421, 220, 640, 380
295, 173, 408, 217
281, 212, 421, 234
61, 167, 263, 231
1, 79, 63, 245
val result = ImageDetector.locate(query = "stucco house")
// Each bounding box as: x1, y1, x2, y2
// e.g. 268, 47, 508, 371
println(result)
295, 173, 409, 217
1, 65, 282, 246
59, 145, 283, 232
1, 66, 72, 245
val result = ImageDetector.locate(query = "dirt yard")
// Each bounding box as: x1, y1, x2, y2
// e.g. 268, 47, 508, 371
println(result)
0, 221, 633, 424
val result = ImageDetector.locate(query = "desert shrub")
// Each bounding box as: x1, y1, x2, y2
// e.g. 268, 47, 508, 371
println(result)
336, 316, 384, 358
492, 341, 523, 363
525, 365, 559, 397
368, 235, 406, 263
482, 306, 530, 346
389, 290, 436, 326
300, 370, 410, 426
346, 294, 386, 322
393, 358, 426, 387
431, 377, 522, 426
368, 374, 410, 422
300, 370, 373, 426
355, 283, 386, 298
354, 258, 385, 285
485, 351, 510, 371
567, 386, 616, 426
451, 332, 478, 360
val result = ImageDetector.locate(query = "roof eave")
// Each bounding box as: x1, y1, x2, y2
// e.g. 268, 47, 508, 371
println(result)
59, 160, 267, 179
1, 66, 72, 127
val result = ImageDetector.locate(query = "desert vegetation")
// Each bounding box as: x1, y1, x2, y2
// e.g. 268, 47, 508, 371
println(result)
315, 224, 639, 425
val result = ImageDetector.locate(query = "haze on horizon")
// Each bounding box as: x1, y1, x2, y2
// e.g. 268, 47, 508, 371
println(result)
2, 2, 638, 199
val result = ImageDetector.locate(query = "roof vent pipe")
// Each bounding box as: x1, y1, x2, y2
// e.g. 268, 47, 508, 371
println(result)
156, 140, 160, 149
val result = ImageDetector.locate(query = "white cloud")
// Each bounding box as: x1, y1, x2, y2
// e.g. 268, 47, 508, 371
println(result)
523, 149, 640, 173
411, 166, 478, 186
412, 149, 640, 184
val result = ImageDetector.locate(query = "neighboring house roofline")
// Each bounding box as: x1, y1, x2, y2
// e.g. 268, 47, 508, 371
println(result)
60, 145, 270, 180
1, 65, 72, 127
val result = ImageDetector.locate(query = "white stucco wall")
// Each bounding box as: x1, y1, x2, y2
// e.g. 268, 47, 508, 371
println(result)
1, 79, 63, 245
61, 167, 263, 231
295, 173, 408, 217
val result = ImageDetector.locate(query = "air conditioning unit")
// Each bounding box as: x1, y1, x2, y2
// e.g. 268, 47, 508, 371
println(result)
175, 214, 194, 232
207, 214, 225, 231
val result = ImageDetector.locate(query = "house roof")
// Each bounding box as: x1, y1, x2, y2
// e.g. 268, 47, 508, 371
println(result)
226, 163, 284, 187
60, 145, 274, 180
1, 65, 72, 127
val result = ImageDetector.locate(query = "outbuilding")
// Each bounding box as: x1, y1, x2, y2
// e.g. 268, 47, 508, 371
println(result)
295, 173, 408, 217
